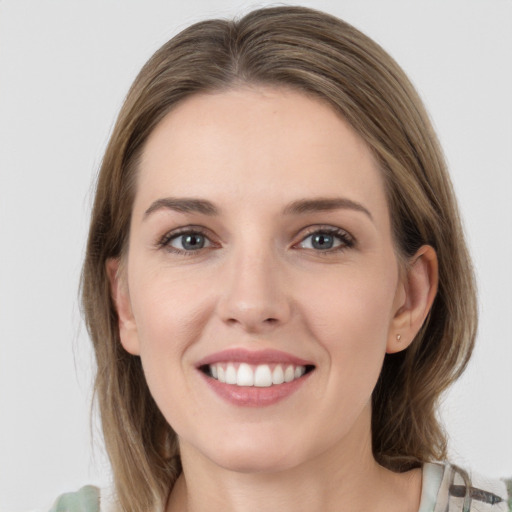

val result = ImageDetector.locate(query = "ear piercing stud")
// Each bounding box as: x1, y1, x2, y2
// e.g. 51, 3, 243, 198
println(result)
396, 334, 401, 341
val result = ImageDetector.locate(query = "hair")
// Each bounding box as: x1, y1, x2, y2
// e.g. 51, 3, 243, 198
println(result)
81, 5, 477, 511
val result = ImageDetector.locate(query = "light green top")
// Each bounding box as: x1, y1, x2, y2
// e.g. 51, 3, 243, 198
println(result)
48, 485, 100, 512
49, 463, 511, 512
418, 463, 445, 512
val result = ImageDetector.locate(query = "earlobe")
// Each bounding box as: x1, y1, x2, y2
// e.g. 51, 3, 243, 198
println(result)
387, 245, 438, 354
106, 258, 141, 356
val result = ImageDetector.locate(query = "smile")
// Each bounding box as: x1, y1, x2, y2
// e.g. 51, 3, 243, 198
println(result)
196, 348, 315, 406
203, 362, 311, 387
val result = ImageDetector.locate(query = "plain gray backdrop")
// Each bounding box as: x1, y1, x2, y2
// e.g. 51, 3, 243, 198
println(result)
0, 1, 511, 510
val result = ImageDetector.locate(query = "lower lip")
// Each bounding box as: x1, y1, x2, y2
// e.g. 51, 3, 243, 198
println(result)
200, 371, 313, 407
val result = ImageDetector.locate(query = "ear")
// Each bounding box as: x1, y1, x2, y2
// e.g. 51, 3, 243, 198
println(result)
106, 258, 141, 356
386, 245, 438, 354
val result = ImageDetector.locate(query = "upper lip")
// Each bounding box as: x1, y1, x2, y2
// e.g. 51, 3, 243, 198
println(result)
196, 348, 314, 367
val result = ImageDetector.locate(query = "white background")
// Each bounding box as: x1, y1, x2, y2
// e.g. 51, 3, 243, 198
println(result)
0, 1, 511, 510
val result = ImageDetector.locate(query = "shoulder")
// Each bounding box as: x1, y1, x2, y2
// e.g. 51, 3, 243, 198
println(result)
48, 486, 115, 512
423, 462, 511, 512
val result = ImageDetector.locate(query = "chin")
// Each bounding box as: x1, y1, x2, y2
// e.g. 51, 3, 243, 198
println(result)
199, 432, 306, 474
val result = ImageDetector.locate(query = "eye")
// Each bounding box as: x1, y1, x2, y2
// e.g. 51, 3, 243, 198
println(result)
158, 228, 214, 254
297, 227, 354, 252
170, 233, 210, 251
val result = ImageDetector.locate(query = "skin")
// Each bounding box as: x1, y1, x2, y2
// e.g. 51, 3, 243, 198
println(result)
109, 86, 438, 512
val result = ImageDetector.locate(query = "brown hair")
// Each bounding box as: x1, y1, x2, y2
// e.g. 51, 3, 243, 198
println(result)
81, 6, 476, 510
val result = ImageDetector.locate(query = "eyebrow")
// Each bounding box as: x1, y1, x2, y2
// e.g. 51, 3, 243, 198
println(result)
143, 196, 372, 221
144, 197, 219, 218
283, 197, 373, 221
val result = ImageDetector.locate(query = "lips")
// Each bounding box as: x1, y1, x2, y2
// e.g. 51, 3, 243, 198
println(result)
196, 348, 315, 406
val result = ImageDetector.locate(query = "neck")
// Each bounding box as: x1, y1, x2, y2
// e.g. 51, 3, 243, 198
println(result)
166, 406, 422, 512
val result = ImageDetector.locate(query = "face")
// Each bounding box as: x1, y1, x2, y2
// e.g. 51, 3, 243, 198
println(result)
113, 87, 411, 474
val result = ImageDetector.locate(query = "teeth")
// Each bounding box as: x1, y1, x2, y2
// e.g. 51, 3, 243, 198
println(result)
226, 363, 237, 384
294, 366, 305, 379
272, 365, 284, 385
254, 365, 272, 387
237, 363, 254, 386
208, 363, 308, 387
284, 365, 295, 383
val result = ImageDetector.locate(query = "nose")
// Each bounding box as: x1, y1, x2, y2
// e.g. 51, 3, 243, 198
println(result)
216, 246, 292, 333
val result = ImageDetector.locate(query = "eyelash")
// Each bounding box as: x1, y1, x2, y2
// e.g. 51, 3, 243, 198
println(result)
294, 226, 355, 254
157, 227, 215, 256
157, 225, 355, 256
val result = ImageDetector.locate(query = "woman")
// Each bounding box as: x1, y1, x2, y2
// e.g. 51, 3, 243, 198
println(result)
55, 5, 510, 512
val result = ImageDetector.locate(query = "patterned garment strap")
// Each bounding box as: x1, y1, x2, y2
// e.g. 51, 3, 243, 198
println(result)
444, 465, 509, 512
450, 483, 505, 505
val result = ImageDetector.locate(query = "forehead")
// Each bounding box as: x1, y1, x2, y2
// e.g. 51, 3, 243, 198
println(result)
135, 86, 388, 220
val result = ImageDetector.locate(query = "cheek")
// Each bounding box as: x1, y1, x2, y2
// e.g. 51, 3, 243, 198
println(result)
130, 262, 212, 344
298, 264, 398, 385
301, 263, 397, 337
127, 273, 217, 435
127, 266, 215, 394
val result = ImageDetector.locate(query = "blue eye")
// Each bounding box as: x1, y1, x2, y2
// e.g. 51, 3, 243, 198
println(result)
166, 232, 212, 252
298, 229, 353, 251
